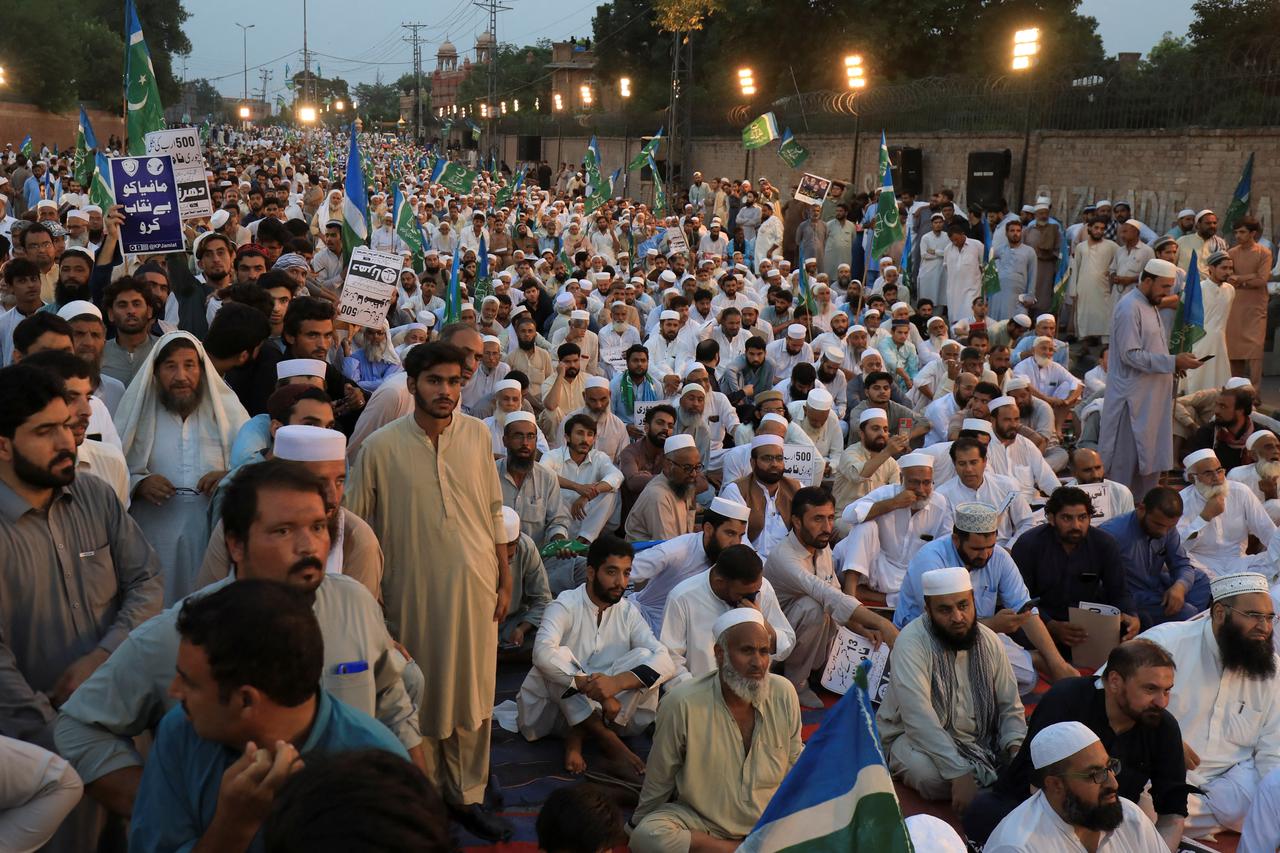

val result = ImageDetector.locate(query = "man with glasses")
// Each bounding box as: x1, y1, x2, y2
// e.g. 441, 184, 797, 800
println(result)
984, 721, 1167, 851
626, 435, 702, 543
1178, 448, 1275, 576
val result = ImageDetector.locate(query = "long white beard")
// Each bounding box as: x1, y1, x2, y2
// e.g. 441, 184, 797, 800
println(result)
1195, 482, 1228, 500
720, 665, 763, 704
1257, 460, 1280, 480
1033, 354, 1051, 368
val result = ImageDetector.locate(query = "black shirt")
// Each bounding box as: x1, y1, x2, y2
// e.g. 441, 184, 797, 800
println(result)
1010, 524, 1135, 624
994, 676, 1188, 817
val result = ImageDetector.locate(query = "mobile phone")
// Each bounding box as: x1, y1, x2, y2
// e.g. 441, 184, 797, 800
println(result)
1018, 597, 1041, 614
1198, 354, 1214, 362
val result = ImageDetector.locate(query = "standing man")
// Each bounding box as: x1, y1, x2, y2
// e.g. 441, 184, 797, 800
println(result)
990, 220, 1036, 323
943, 222, 984, 322
344, 342, 513, 841
1227, 216, 1273, 388
1022, 202, 1061, 311
1100, 259, 1203, 498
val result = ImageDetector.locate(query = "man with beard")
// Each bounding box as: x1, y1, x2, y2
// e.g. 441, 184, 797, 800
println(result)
878, 567, 1026, 810
984, 722, 1167, 851
1012, 487, 1139, 658
499, 412, 571, 550
936, 437, 1036, 549
1067, 448, 1136, 516
345, 343, 513, 840
571, 376, 627, 461
644, 309, 685, 377
832, 408, 905, 517
50, 246, 94, 311
630, 610, 802, 853
1176, 209, 1228, 279
989, 395, 1060, 505
966, 640, 1188, 848
1189, 384, 1254, 471
1178, 448, 1275, 576
55, 459, 422, 827
517, 534, 674, 777
541, 415, 623, 576
720, 336, 777, 408
460, 335, 509, 419
627, 434, 703, 543
765, 324, 813, 377
1229, 429, 1280, 523
541, 343, 588, 438
618, 403, 679, 524
764, 487, 899, 707
897, 501, 1077, 691
504, 316, 552, 396
629, 496, 749, 634
924, 371, 977, 446
100, 277, 160, 386
721, 435, 801, 561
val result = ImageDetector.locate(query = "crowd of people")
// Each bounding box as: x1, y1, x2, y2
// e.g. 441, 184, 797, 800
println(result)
2, 122, 1280, 852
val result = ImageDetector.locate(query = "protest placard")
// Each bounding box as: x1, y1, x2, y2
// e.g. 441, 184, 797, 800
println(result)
784, 443, 820, 485
144, 128, 213, 219
109, 155, 184, 254
337, 246, 403, 328
794, 172, 833, 206
820, 626, 892, 702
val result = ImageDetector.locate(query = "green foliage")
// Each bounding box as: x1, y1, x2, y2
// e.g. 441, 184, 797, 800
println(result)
186, 78, 224, 117
455, 43, 553, 110
353, 79, 400, 122
1189, 0, 1280, 59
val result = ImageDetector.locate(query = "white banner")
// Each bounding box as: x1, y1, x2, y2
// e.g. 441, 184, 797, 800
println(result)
143, 128, 212, 220
337, 246, 403, 328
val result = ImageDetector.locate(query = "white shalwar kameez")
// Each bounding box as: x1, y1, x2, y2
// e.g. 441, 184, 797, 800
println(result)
835, 487, 953, 603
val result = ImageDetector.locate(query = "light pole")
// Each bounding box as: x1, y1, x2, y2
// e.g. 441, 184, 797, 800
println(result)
620, 77, 632, 197
553, 92, 564, 168
235, 22, 255, 103
738, 68, 755, 180
843, 55, 867, 184
1012, 27, 1040, 208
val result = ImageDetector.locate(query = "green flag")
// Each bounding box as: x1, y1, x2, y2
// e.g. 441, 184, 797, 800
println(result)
649, 154, 667, 215
19, 135, 33, 160
1223, 152, 1255, 233
73, 107, 99, 187
1169, 251, 1206, 355
870, 132, 904, 261
89, 153, 114, 211
627, 128, 663, 172
777, 128, 809, 168
981, 258, 1001, 299
394, 186, 426, 273
125, 0, 165, 155
741, 112, 779, 150
437, 161, 477, 194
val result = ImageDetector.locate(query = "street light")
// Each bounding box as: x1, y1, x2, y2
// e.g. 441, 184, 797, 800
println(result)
0, 66, 6, 87
238, 105, 251, 120
620, 77, 633, 197
1011, 28, 1040, 71
334, 100, 345, 112
513, 98, 520, 112
553, 92, 564, 111
844, 55, 866, 89
737, 68, 755, 97
298, 105, 317, 123
619, 76, 631, 99
580, 84, 593, 107
234, 22, 255, 102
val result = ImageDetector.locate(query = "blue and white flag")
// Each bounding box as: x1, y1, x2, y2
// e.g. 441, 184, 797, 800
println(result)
341, 123, 369, 265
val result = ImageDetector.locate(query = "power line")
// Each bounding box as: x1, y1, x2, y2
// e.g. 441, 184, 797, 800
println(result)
403, 23, 428, 141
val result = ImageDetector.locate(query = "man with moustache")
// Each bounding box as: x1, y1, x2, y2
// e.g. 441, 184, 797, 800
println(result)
720, 434, 800, 561
832, 408, 907, 517
626, 434, 703, 543
1229, 430, 1280, 523
878, 567, 1026, 812
618, 403, 678, 521
499, 411, 571, 550
54, 459, 421, 824
1178, 449, 1275, 576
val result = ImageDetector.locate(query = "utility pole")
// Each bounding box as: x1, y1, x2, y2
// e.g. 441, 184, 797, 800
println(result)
402, 22, 427, 142
473, 0, 510, 166
302, 0, 311, 106
258, 68, 272, 107
667, 31, 693, 200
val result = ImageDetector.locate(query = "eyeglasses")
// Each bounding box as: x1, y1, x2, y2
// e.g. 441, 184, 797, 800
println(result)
1223, 605, 1280, 626
1060, 758, 1120, 785
671, 461, 703, 475
1192, 467, 1226, 479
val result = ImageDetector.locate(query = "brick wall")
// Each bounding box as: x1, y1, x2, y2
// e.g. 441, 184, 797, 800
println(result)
0, 101, 126, 157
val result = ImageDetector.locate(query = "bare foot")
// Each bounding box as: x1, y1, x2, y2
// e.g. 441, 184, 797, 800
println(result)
565, 728, 586, 774
598, 728, 647, 777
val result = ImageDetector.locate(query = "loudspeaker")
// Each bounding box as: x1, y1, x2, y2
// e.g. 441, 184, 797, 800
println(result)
966, 149, 1012, 209
517, 135, 541, 161
889, 146, 923, 195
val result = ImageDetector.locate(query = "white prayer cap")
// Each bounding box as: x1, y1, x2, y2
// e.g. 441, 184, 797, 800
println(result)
1004, 375, 1030, 391
806, 388, 833, 411
850, 324, 867, 334
767, 268, 782, 279
922, 567, 973, 596
931, 212, 947, 221
891, 301, 910, 313
1034, 313, 1056, 325
786, 324, 807, 340
1194, 208, 1215, 223
570, 309, 590, 322
1034, 335, 1054, 347
208, 208, 231, 230
683, 361, 708, 379
858, 408, 888, 426
664, 434, 697, 454
961, 418, 993, 436
1182, 448, 1218, 469
1177, 208, 1196, 219
1246, 430, 1275, 451
751, 434, 785, 451
57, 300, 102, 322
84, 204, 102, 214
500, 506, 522, 545
759, 413, 788, 429
1211, 572, 1270, 602
482, 295, 500, 305
804, 257, 818, 266
1019, 204, 1034, 213
660, 309, 680, 322
554, 292, 575, 309
480, 335, 502, 347
898, 452, 934, 469
859, 349, 881, 364
1124, 218, 1145, 230
504, 410, 536, 427
954, 501, 999, 533
680, 383, 705, 399
1035, 195, 1052, 206
66, 209, 88, 222
881, 265, 898, 276
927, 316, 947, 328
277, 358, 328, 381
416, 310, 437, 328
494, 378, 522, 394
823, 345, 846, 362
905, 815, 967, 853
712, 607, 765, 641
36, 199, 57, 211
584, 375, 610, 391
1033, 202, 1050, 212
865, 309, 882, 319
709, 496, 752, 522
879, 256, 893, 265
659, 269, 678, 283
1225, 377, 1253, 390
1094, 199, 1113, 208
1031, 722, 1100, 770
988, 395, 1017, 412
273, 425, 347, 463
1144, 258, 1177, 279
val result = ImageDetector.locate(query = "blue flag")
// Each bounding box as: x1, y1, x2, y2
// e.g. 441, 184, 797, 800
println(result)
1170, 250, 1206, 354
340, 123, 369, 270
740, 666, 913, 851
1225, 152, 1255, 232
444, 245, 463, 324
430, 157, 446, 184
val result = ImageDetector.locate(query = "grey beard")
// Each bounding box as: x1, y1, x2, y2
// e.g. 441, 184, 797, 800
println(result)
720, 664, 763, 704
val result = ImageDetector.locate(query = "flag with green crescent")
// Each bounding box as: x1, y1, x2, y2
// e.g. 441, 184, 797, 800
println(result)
438, 161, 478, 194
472, 235, 494, 304
125, 0, 165, 154
1170, 251, 1206, 355
742, 113, 779, 150
74, 106, 99, 187
980, 213, 1001, 299
89, 152, 115, 211
649, 153, 667, 215
19, 135, 33, 160
870, 132, 904, 261
627, 128, 663, 172
393, 184, 426, 273
495, 172, 523, 207
777, 128, 809, 168
1224, 153, 1255, 233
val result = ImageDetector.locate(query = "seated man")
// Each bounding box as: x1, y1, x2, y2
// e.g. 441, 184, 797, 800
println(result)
499, 411, 572, 549
965, 640, 1188, 849
628, 497, 750, 633
626, 434, 701, 542
936, 436, 1036, 549
1228, 429, 1280, 524
984, 722, 1167, 852
988, 394, 1060, 506
720, 434, 801, 561
836, 452, 953, 605
831, 408, 905, 520
629, 610, 802, 853
660, 544, 795, 686
896, 502, 1078, 692
763, 486, 899, 707
1065, 447, 1135, 518
129, 580, 410, 851
1011, 487, 1140, 658
1099, 487, 1211, 629
1137, 572, 1280, 847
540, 414, 623, 581
878, 567, 1026, 811
517, 536, 673, 776
497, 506, 553, 651
1179, 448, 1276, 577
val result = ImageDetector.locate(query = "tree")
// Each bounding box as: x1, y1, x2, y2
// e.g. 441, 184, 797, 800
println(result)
1188, 0, 1280, 62
455, 42, 553, 113
186, 79, 224, 117
354, 78, 401, 122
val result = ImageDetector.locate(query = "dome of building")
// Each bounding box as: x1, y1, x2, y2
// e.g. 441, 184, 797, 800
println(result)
438, 39, 458, 57
476, 31, 495, 47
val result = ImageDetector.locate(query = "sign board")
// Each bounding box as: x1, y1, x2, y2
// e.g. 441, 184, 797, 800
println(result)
820, 626, 892, 702
632, 399, 664, 426
144, 128, 213, 220
600, 343, 627, 375
109, 155, 184, 255
784, 443, 820, 486
337, 246, 403, 328
794, 172, 833, 206
1076, 481, 1116, 523
1069, 602, 1122, 670
664, 227, 689, 257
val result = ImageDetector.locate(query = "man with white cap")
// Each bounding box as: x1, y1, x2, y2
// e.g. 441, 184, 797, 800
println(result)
1012, 336, 1082, 429
1176, 209, 1227, 278
786, 387, 842, 472
1178, 447, 1276, 577
836, 452, 953, 603
630, 608, 801, 853
57, 299, 126, 413
644, 308, 686, 377
832, 407, 906, 516
878, 566, 1026, 809
990, 394, 1061, 504
936, 436, 1036, 548
765, 324, 814, 377
660, 543, 794, 686
499, 412, 572, 549
517, 535, 673, 777
1228, 429, 1280, 524
1110, 218, 1155, 298
568, 375, 627, 461
497, 504, 553, 651
682, 361, 741, 472
550, 308, 601, 377
1101, 258, 1204, 498
719, 434, 801, 561
983, 721, 1166, 851
924, 371, 978, 446
897, 500, 1077, 690
541, 413, 622, 554
765, 486, 899, 707
484, 378, 549, 457
1011, 313, 1069, 367
460, 334, 510, 419
626, 434, 702, 542
1133, 572, 1280, 845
